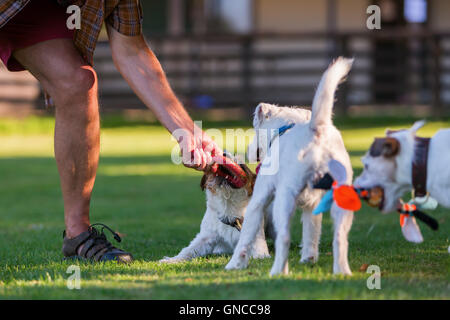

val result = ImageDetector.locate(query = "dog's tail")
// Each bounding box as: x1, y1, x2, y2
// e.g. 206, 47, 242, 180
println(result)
310, 57, 353, 132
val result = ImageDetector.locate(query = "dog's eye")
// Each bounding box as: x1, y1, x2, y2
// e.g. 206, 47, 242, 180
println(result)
364, 164, 369, 170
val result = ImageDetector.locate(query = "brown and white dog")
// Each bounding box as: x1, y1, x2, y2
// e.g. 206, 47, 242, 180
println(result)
160, 154, 272, 263
354, 121, 450, 212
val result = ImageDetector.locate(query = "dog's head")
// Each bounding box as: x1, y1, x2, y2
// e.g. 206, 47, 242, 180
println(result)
354, 121, 426, 213
200, 152, 257, 197
247, 103, 311, 163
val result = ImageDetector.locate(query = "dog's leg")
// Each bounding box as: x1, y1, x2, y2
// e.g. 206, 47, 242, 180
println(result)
249, 221, 271, 259
159, 232, 217, 263
270, 188, 298, 276
212, 242, 232, 255
225, 181, 273, 270
330, 203, 353, 275
263, 202, 276, 240
300, 206, 322, 264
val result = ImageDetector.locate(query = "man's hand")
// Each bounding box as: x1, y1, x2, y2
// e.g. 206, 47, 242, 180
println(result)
178, 129, 221, 171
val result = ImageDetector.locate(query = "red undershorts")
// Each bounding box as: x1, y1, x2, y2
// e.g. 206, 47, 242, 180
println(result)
0, 0, 74, 71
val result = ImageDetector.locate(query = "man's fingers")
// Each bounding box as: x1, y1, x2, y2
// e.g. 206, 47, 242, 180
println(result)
202, 136, 222, 157
179, 131, 222, 171
189, 150, 214, 171
183, 149, 198, 169
194, 149, 202, 166
212, 155, 225, 165
209, 144, 222, 157
199, 151, 207, 171
205, 151, 213, 165
181, 147, 212, 171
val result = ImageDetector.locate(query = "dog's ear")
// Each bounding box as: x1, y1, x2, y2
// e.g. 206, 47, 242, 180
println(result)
239, 164, 256, 196
328, 159, 347, 185
385, 129, 399, 136
200, 173, 207, 191
386, 120, 426, 137
253, 103, 273, 127
369, 137, 400, 158
381, 138, 400, 157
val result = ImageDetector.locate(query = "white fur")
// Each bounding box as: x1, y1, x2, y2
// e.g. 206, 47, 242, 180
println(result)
355, 121, 450, 212
160, 167, 270, 263
226, 57, 355, 275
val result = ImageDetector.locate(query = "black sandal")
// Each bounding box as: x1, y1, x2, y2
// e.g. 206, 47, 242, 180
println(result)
62, 223, 133, 263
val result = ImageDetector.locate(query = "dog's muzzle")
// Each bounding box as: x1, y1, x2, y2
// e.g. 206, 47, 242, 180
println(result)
219, 216, 244, 231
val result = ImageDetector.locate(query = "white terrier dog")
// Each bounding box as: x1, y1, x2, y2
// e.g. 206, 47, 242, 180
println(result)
160, 154, 271, 263
226, 57, 355, 275
354, 121, 450, 212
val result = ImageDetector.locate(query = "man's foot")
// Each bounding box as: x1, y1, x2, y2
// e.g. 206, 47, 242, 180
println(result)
62, 223, 133, 263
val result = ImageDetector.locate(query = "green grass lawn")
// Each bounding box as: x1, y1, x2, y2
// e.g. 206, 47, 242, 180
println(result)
0, 115, 448, 299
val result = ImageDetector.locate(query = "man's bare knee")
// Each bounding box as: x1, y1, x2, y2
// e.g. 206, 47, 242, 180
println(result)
51, 66, 99, 122
51, 66, 97, 107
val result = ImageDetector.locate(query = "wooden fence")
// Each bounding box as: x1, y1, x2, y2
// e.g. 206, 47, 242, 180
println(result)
0, 63, 40, 116
2, 31, 450, 115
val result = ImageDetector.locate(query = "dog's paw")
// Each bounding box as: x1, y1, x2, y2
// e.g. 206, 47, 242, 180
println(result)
159, 256, 185, 264
225, 251, 249, 270
270, 263, 289, 277
299, 255, 318, 264
250, 242, 270, 259
334, 269, 352, 276
251, 251, 271, 259
333, 264, 352, 276
225, 259, 246, 270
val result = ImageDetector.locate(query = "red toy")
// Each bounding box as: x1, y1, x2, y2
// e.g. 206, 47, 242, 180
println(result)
210, 155, 248, 189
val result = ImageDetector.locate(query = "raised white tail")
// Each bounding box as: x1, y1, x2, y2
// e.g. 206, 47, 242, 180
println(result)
310, 57, 353, 131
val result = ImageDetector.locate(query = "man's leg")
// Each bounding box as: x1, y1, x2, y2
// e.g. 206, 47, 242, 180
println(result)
13, 39, 99, 239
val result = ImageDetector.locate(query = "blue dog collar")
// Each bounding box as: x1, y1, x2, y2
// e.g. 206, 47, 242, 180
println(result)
269, 123, 295, 147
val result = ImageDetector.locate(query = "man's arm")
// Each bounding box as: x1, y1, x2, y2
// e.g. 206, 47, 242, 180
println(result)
106, 26, 218, 170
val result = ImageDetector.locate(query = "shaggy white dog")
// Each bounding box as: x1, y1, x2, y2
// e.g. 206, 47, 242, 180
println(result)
354, 121, 450, 212
159, 155, 271, 263
226, 57, 355, 275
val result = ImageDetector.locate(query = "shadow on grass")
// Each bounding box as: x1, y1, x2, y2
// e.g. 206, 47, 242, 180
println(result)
1, 262, 448, 299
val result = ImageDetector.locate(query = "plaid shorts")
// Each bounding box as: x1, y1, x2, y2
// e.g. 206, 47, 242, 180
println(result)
0, 0, 143, 67
0, 0, 74, 71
